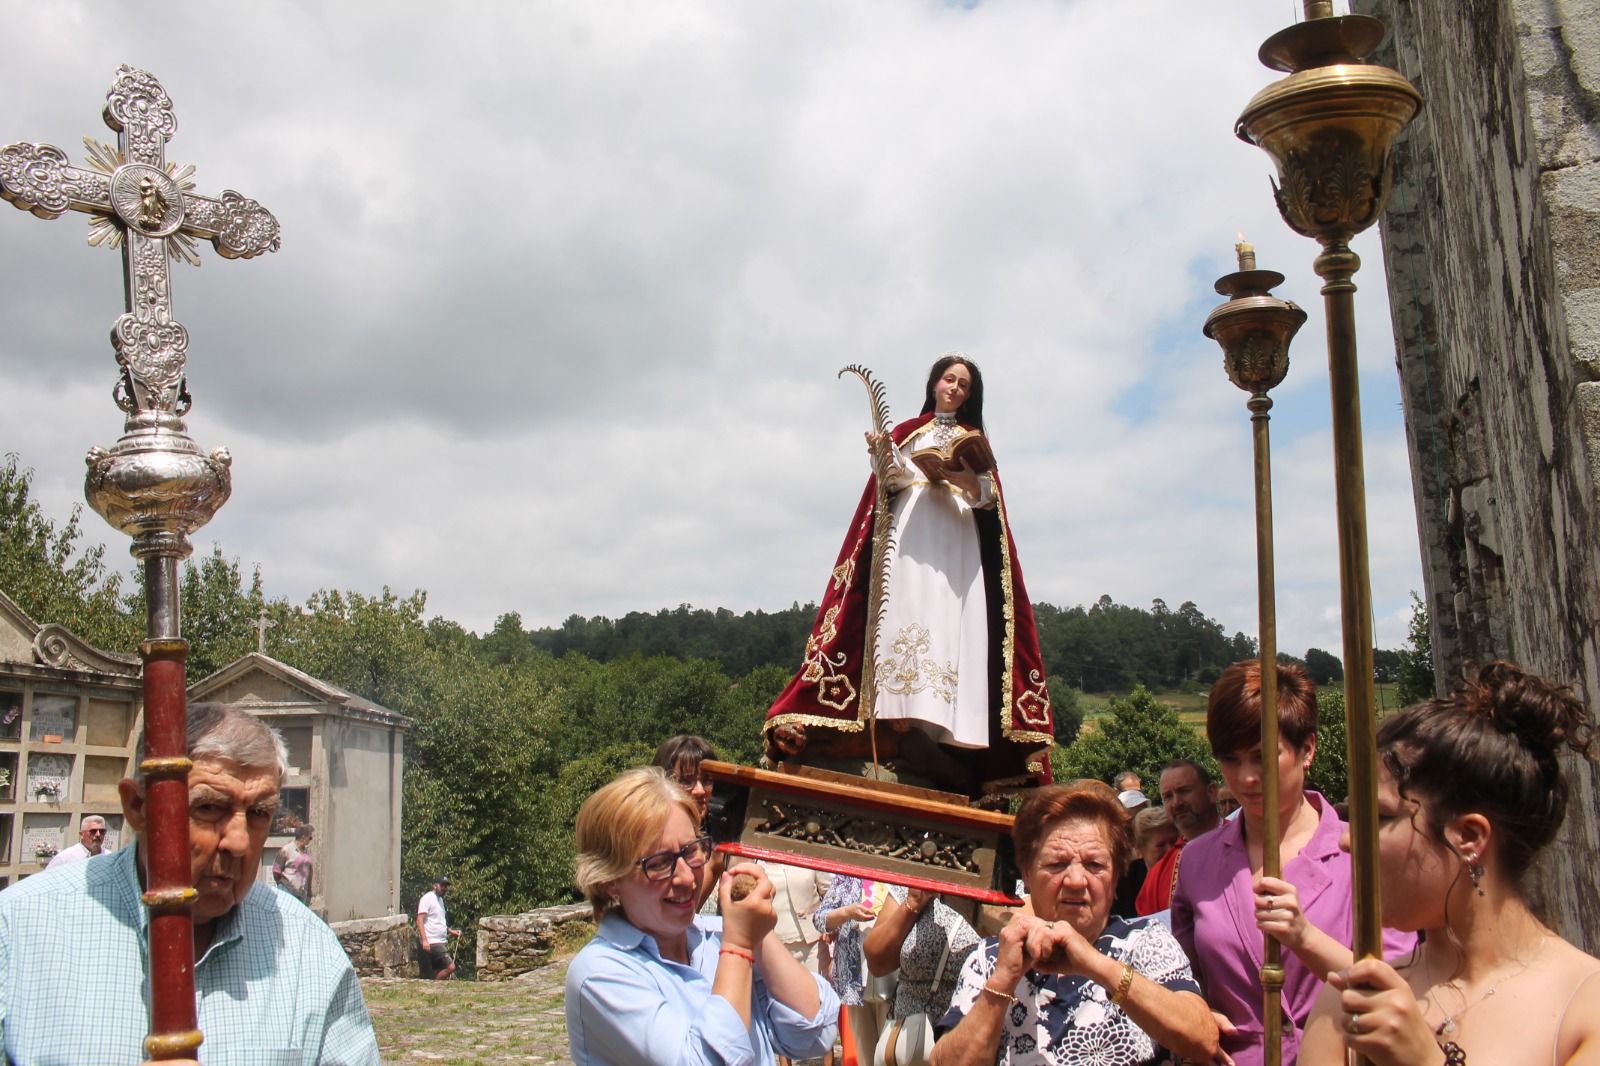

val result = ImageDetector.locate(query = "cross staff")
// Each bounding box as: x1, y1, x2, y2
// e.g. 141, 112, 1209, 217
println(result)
1, 65, 280, 1063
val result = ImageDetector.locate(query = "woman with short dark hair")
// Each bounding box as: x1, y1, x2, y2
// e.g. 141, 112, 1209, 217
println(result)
1300, 661, 1600, 1065
1172, 660, 1414, 1066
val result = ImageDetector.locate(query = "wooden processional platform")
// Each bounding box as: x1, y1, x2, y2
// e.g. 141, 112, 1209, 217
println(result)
700, 760, 1023, 906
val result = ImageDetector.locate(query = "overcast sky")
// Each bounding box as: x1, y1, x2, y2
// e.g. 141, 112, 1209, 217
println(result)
0, 1, 1426, 660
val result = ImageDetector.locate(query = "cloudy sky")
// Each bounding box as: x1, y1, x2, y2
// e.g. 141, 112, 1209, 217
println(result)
0, 0, 1425, 659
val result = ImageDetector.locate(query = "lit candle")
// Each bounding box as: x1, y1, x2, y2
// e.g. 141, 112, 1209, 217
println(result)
1235, 233, 1257, 272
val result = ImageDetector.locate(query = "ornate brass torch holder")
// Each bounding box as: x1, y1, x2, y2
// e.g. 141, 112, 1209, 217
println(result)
1205, 241, 1306, 1065
1235, 5, 1420, 1063
1, 66, 279, 1060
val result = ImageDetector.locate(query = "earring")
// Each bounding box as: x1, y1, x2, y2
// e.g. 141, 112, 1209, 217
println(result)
1466, 857, 1485, 896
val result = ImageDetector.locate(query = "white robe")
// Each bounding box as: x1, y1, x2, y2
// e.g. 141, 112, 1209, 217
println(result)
869, 419, 995, 749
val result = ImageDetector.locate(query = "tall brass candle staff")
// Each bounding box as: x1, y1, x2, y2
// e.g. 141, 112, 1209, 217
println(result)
1204, 239, 1305, 1066
1234, 9, 1420, 1064
0, 66, 280, 1060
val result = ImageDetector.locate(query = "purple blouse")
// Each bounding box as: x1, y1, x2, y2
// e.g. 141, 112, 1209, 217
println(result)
1170, 792, 1416, 1066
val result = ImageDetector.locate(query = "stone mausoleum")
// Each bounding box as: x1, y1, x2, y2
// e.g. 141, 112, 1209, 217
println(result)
189, 652, 410, 922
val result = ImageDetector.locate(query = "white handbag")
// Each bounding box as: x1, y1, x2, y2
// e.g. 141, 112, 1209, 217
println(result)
872, 936, 951, 1066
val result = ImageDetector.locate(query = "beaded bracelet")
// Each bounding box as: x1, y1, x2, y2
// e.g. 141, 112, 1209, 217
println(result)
1439, 1040, 1466, 1065
1110, 963, 1136, 1006
719, 947, 754, 965
980, 984, 1017, 1005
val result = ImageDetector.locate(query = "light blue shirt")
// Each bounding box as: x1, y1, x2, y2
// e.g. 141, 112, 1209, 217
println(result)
0, 845, 380, 1065
565, 911, 839, 1066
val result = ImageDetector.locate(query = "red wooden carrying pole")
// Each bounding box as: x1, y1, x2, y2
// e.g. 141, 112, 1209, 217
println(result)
138, 639, 203, 1061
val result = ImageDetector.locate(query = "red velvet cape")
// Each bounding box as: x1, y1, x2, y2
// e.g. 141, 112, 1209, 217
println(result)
765, 414, 1055, 791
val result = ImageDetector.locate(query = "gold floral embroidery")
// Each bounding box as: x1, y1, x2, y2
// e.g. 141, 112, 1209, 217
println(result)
816, 605, 841, 648
1016, 669, 1052, 729
875, 623, 959, 702
831, 558, 856, 591
818, 673, 857, 711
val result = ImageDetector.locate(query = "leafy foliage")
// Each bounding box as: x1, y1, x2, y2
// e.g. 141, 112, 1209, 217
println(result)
0, 455, 138, 651
1303, 647, 1344, 686
1395, 593, 1435, 706
1307, 687, 1350, 805
1051, 685, 1214, 788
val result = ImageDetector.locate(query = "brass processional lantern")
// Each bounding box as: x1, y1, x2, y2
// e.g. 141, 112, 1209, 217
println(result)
0, 66, 280, 1061
1204, 240, 1306, 1066
1234, 5, 1420, 1064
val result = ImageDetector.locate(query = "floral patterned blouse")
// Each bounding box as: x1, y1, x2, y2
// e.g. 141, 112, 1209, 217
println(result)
884, 884, 980, 1022
937, 915, 1201, 1066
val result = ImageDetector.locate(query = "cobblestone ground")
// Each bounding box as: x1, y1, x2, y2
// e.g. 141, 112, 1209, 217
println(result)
363, 960, 574, 1065
364, 960, 838, 1065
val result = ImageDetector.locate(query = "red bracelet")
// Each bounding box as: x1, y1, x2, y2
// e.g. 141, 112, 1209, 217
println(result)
719, 946, 755, 964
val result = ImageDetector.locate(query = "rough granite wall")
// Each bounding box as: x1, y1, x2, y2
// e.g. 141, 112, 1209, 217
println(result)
476, 903, 594, 982
331, 913, 417, 978
1355, 0, 1600, 948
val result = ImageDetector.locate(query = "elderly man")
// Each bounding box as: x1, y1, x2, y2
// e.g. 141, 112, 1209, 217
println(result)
1136, 758, 1222, 916
44, 814, 111, 868
0, 702, 379, 1064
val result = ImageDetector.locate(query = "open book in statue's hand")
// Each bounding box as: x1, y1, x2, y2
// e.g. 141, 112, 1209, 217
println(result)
909, 430, 995, 482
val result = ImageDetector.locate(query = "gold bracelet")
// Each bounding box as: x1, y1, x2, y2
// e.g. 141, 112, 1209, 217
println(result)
980, 983, 1016, 1005
1110, 963, 1136, 1005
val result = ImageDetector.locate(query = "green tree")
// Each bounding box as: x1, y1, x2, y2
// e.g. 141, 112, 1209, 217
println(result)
1303, 647, 1344, 686
1307, 687, 1350, 804
1051, 685, 1213, 788
1395, 593, 1435, 706
1047, 675, 1083, 747
177, 546, 271, 679
0, 454, 138, 650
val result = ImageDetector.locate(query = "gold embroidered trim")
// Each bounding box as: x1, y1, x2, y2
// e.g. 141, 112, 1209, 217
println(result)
995, 488, 1053, 746
831, 558, 855, 591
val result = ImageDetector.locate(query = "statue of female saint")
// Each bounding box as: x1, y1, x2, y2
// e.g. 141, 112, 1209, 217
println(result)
764, 353, 1054, 798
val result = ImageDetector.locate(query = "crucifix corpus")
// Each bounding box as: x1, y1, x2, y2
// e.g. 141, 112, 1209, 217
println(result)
0, 64, 280, 1061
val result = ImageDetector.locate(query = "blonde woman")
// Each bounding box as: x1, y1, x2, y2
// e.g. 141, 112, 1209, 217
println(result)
564, 767, 839, 1065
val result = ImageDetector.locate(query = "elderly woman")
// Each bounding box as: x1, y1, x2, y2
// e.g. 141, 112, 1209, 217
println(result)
564, 767, 839, 1065
1116, 807, 1180, 919
1300, 662, 1600, 1065
931, 781, 1222, 1066
1172, 661, 1413, 1066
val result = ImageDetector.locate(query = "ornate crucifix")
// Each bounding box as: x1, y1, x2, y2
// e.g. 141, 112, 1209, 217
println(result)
1, 65, 280, 1062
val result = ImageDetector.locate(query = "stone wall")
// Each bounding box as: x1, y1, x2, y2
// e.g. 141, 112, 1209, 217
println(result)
332, 913, 418, 979
1356, 0, 1600, 948
476, 903, 594, 982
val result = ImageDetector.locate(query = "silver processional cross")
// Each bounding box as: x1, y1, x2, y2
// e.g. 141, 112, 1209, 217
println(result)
0, 65, 280, 1061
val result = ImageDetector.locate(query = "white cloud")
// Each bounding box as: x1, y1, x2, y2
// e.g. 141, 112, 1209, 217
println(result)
0, 0, 1424, 656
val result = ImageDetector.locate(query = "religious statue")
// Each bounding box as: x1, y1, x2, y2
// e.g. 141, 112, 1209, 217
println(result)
764, 354, 1055, 799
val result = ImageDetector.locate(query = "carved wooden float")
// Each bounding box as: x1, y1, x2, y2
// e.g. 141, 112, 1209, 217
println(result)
701, 760, 1023, 905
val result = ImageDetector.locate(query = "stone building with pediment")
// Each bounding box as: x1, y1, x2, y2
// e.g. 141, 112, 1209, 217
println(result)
188, 652, 410, 922
0, 588, 142, 887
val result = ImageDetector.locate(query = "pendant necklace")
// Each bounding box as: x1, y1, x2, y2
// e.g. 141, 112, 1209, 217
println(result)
1430, 935, 1548, 1036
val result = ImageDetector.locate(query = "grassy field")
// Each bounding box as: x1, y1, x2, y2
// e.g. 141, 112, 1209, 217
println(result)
1076, 681, 1401, 736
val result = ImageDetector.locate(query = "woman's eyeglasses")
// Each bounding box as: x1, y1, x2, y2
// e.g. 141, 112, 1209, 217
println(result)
635, 835, 715, 882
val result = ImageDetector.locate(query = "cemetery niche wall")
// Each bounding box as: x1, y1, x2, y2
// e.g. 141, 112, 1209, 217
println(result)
0, 588, 140, 886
